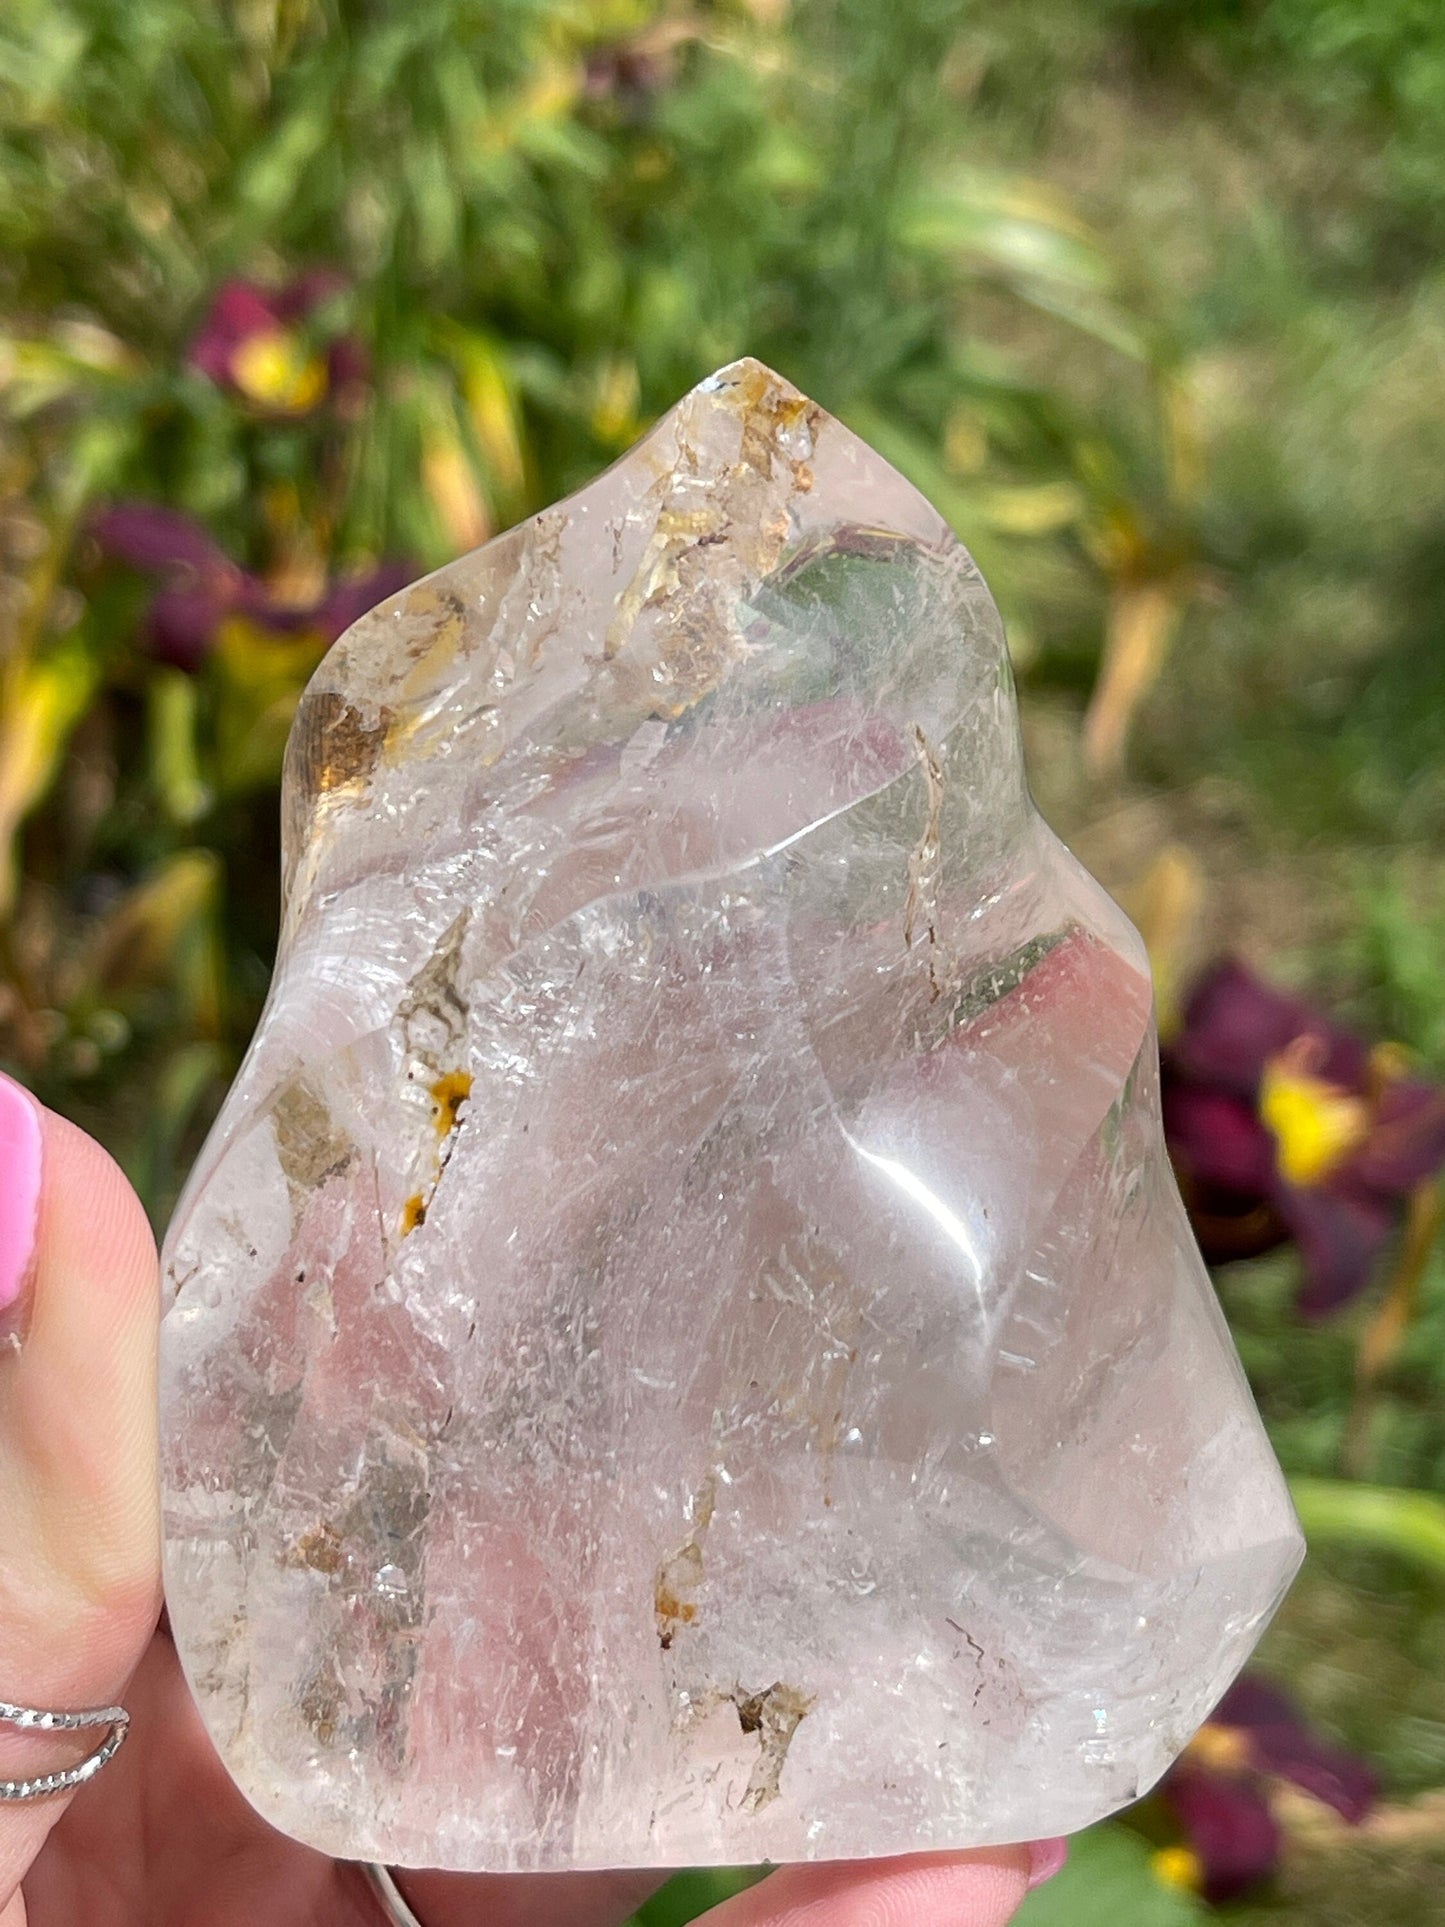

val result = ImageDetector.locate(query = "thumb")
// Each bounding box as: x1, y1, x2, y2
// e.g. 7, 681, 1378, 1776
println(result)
0, 1082, 160, 1907
698, 1850, 1038, 1927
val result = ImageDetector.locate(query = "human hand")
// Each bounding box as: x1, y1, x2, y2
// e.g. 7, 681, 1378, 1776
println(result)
0, 1084, 1065, 1926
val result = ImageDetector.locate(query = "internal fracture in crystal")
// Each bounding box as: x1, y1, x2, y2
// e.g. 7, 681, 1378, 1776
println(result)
160, 360, 1303, 1872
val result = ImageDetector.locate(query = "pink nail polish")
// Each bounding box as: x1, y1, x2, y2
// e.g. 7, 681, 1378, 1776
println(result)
1026, 1838, 1068, 1890
0, 1073, 43, 1329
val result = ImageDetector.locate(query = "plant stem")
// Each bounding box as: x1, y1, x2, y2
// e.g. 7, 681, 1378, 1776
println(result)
1341, 1179, 1441, 1478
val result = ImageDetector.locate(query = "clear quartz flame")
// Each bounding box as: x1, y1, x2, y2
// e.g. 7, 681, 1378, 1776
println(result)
160, 359, 1303, 1871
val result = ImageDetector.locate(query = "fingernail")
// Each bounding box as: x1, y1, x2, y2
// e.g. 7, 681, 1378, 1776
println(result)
1026, 1838, 1068, 1890
0, 1073, 43, 1321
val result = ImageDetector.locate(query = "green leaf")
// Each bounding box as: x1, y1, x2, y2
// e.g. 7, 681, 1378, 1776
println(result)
1290, 1477, 1445, 1579
623, 1867, 767, 1927
126, 1038, 226, 1228
1015, 1824, 1204, 1927
0, 631, 101, 913
234, 84, 337, 225
903, 171, 1159, 364
149, 669, 213, 826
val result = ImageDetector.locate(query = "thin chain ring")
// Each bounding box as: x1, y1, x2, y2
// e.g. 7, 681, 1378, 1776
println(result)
0, 1699, 130, 1802
358, 1862, 430, 1927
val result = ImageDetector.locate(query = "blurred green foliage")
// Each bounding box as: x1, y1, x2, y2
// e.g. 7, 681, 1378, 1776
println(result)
1016, 1823, 1205, 1926
5, 2, 1445, 1921
0, 0, 1192, 1216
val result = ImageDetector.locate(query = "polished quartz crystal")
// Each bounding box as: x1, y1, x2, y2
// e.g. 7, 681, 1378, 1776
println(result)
160, 360, 1303, 1872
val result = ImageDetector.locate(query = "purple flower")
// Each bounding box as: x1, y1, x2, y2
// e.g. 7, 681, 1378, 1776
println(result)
187, 275, 368, 416
93, 502, 409, 672
1157, 1676, 1376, 1902
1162, 960, 1445, 1313
583, 20, 692, 113
92, 505, 246, 671
309, 565, 414, 640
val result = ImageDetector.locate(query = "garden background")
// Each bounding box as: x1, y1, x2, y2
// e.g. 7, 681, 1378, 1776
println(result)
4, 1, 1445, 1919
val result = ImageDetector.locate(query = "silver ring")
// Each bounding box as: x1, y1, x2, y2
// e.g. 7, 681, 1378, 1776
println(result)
359, 1863, 428, 1927
0, 1698, 130, 1801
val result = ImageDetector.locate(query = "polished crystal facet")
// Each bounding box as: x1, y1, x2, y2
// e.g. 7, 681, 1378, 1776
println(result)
160, 360, 1303, 1872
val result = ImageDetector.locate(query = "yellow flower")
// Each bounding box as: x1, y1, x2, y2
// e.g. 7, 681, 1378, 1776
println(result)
1151, 1844, 1204, 1892
230, 328, 327, 414
1259, 1038, 1370, 1187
